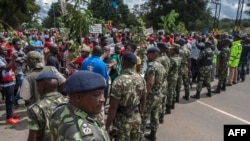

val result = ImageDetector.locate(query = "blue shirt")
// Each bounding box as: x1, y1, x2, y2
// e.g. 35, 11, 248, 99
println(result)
31, 40, 44, 54
81, 55, 108, 79
190, 40, 200, 59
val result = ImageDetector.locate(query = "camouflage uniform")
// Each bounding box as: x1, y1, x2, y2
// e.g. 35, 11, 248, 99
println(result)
27, 92, 68, 141
156, 53, 170, 118
176, 47, 190, 100
215, 45, 230, 91
167, 54, 180, 109
196, 47, 213, 94
50, 103, 110, 141
141, 61, 165, 132
111, 68, 146, 141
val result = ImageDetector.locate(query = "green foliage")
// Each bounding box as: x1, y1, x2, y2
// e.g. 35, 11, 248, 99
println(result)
158, 10, 179, 32
0, 0, 40, 29
88, 0, 134, 27
138, 0, 212, 31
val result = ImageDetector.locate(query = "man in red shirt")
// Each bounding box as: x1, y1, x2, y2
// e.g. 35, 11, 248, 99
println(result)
70, 46, 90, 70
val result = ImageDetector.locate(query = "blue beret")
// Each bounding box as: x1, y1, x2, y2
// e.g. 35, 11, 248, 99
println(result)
147, 47, 160, 53
157, 42, 168, 49
178, 38, 186, 43
122, 52, 137, 64
222, 38, 231, 43
205, 41, 213, 46
35, 72, 58, 81
64, 71, 106, 94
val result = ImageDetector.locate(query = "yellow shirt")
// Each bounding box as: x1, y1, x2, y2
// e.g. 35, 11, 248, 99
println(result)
133, 56, 141, 72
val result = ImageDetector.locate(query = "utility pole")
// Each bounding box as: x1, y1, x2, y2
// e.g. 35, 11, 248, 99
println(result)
233, 0, 245, 36
52, 2, 56, 28
211, 0, 221, 35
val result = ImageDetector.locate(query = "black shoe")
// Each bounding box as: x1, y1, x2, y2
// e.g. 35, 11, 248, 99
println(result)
165, 105, 171, 114
182, 95, 189, 100
190, 92, 200, 99
212, 89, 220, 94
226, 83, 232, 86
171, 103, 175, 109
232, 82, 237, 84
144, 130, 157, 141
206, 93, 212, 97
175, 97, 179, 103
221, 85, 226, 91
159, 114, 164, 124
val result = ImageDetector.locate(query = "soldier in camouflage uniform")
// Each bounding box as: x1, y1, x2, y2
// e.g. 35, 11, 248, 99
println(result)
105, 52, 146, 141
142, 47, 165, 141
27, 72, 68, 141
191, 41, 214, 99
155, 42, 171, 123
50, 71, 110, 141
212, 39, 231, 93
166, 44, 180, 114
176, 38, 191, 101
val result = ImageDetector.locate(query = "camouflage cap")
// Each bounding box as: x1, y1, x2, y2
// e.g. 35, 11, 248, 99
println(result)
27, 51, 44, 68
169, 43, 180, 49
27, 51, 42, 60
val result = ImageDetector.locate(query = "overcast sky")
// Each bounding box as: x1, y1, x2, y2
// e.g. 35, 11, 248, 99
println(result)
37, 0, 250, 19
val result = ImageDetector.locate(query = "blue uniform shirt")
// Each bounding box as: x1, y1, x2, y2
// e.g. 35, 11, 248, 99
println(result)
81, 55, 108, 79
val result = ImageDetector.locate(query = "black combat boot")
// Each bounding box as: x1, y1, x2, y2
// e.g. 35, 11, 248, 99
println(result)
165, 105, 171, 114
190, 92, 200, 99
206, 89, 212, 97
221, 85, 226, 91
159, 113, 164, 124
212, 86, 221, 94
145, 129, 157, 141
182, 91, 190, 100
176, 91, 180, 103
171, 102, 175, 109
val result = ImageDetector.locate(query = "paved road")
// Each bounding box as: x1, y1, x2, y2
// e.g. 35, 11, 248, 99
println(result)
0, 75, 250, 141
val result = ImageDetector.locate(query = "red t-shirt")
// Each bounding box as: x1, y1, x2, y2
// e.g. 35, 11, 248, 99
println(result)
73, 57, 84, 69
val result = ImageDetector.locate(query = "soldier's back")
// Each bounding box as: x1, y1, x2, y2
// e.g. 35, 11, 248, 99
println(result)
145, 61, 165, 95
27, 92, 68, 141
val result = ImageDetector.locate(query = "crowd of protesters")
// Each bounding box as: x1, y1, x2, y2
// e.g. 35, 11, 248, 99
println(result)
0, 28, 250, 141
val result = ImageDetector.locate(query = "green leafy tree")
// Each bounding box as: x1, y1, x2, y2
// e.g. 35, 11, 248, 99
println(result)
43, 2, 62, 28
88, 0, 132, 27
158, 10, 179, 32
0, 0, 40, 29
138, 0, 213, 31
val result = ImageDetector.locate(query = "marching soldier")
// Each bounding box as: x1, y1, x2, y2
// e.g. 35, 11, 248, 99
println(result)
156, 42, 171, 123
166, 44, 180, 114
212, 39, 231, 93
191, 41, 214, 99
105, 52, 146, 141
176, 38, 191, 101
142, 47, 165, 141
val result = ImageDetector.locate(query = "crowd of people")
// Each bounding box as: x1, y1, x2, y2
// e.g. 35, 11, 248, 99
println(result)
0, 29, 250, 141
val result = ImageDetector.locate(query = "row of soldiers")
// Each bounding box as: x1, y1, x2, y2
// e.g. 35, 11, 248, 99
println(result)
24, 38, 232, 141
105, 34, 238, 141
6, 33, 244, 141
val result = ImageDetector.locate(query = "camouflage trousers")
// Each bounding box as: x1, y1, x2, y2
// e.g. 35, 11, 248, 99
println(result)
141, 95, 161, 132
217, 65, 228, 88
196, 66, 212, 92
176, 73, 190, 97
167, 79, 177, 106
114, 112, 142, 141
160, 80, 168, 115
